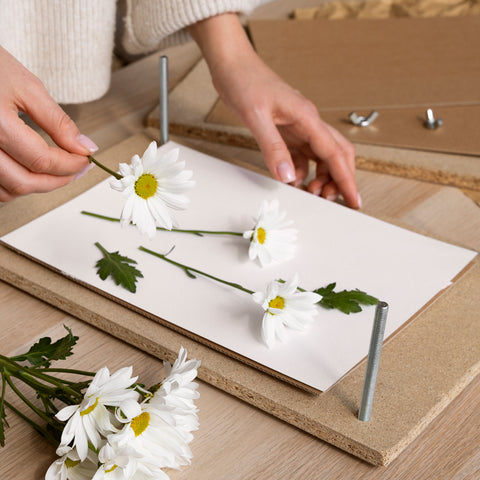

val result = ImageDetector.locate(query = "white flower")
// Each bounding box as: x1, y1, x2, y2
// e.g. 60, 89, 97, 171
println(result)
45, 447, 98, 480
252, 275, 321, 348
110, 141, 195, 238
243, 199, 297, 267
56, 366, 139, 461
93, 441, 170, 480
109, 401, 194, 472
149, 347, 200, 442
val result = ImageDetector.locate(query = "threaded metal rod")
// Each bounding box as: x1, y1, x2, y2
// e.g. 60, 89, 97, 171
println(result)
358, 301, 389, 422
159, 55, 169, 145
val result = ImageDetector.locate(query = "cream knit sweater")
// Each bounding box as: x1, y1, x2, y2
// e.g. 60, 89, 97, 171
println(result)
0, 0, 266, 104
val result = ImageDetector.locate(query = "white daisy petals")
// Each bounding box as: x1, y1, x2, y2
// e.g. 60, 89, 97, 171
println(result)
50, 348, 200, 480
243, 199, 297, 267
110, 141, 195, 238
253, 274, 321, 348
55, 366, 139, 461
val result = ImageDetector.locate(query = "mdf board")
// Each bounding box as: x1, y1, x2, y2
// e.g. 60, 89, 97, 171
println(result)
0, 133, 478, 465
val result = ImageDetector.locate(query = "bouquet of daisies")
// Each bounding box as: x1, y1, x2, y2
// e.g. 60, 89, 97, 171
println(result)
0, 327, 200, 480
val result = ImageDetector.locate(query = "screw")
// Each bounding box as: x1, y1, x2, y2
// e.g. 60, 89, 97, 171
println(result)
424, 108, 443, 130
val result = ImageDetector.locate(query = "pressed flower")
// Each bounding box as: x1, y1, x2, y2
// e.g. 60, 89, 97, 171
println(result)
56, 366, 140, 461
243, 199, 297, 267
45, 447, 98, 480
252, 274, 321, 348
110, 141, 194, 238
140, 247, 324, 349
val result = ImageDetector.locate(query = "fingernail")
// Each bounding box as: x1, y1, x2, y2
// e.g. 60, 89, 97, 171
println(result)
277, 162, 296, 183
312, 187, 322, 196
74, 163, 94, 180
327, 194, 338, 202
357, 193, 363, 209
77, 134, 99, 153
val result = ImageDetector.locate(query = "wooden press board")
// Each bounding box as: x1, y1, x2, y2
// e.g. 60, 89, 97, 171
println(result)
0, 133, 479, 466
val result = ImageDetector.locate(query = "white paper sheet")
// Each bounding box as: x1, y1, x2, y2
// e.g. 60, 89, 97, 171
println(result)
2, 142, 476, 391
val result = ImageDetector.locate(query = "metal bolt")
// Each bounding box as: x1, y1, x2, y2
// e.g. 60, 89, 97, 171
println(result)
358, 301, 389, 422
349, 110, 379, 127
424, 108, 443, 130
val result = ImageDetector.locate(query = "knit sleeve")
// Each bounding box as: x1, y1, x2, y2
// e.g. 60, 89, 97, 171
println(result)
121, 0, 271, 55
0, 0, 117, 104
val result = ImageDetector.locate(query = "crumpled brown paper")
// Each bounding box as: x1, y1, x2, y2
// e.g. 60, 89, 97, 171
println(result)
294, 0, 480, 20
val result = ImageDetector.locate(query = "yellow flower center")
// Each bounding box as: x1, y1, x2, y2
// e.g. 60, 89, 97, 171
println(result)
256, 227, 266, 244
65, 458, 81, 469
130, 411, 150, 437
268, 296, 285, 311
134, 173, 158, 200
80, 397, 98, 417
105, 464, 118, 473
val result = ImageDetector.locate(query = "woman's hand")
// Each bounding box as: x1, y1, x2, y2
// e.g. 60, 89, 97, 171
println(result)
0, 46, 97, 202
189, 14, 360, 208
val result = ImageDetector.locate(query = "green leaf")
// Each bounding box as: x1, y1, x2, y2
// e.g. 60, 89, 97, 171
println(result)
314, 284, 378, 314
95, 242, 143, 293
13, 326, 78, 368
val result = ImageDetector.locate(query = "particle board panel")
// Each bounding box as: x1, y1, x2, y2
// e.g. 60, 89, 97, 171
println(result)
0, 132, 478, 466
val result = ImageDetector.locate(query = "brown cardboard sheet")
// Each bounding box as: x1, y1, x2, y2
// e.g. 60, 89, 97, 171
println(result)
249, 16, 480, 110
0, 132, 479, 466
148, 59, 480, 191
207, 15, 480, 156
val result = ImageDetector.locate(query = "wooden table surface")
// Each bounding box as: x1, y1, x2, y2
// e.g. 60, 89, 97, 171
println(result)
1, 40, 479, 479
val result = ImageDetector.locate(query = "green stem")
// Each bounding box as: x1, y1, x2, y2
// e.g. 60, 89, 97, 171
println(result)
88, 156, 123, 180
41, 367, 95, 377
0, 355, 83, 402
139, 246, 254, 295
4, 375, 56, 426
4, 400, 59, 446
82, 211, 244, 237
94, 241, 108, 258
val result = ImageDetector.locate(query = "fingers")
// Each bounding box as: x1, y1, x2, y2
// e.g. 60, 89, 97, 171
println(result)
20, 79, 98, 156
0, 109, 94, 177
0, 46, 98, 202
323, 123, 356, 175
306, 118, 360, 209
306, 162, 331, 196
290, 150, 309, 187
245, 108, 296, 184
0, 149, 75, 202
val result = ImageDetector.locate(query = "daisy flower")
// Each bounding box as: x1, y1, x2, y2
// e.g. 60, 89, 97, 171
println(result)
93, 442, 170, 480
149, 347, 200, 442
243, 199, 297, 267
252, 274, 321, 348
45, 447, 98, 480
55, 366, 140, 461
110, 141, 195, 238
110, 401, 194, 472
